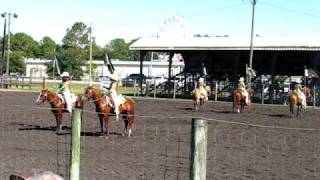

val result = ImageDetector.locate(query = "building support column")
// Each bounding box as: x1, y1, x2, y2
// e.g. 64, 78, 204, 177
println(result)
139, 51, 146, 96
269, 53, 278, 104
168, 51, 174, 95
181, 52, 188, 94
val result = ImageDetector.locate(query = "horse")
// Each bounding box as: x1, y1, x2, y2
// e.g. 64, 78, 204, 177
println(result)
35, 89, 85, 133
289, 87, 311, 118
233, 87, 253, 113
84, 86, 135, 137
192, 85, 211, 111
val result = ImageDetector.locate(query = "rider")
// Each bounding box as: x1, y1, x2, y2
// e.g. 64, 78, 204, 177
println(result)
238, 77, 249, 105
294, 78, 307, 108
100, 74, 122, 121
56, 71, 76, 113
197, 77, 208, 101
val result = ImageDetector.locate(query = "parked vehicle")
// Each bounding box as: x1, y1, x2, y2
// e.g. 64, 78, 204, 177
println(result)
146, 76, 168, 86
122, 73, 147, 86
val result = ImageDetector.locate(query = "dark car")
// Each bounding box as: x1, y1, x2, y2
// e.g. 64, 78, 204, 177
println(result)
122, 73, 147, 86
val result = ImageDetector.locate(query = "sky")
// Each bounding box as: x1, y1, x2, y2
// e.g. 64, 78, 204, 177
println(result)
1, 0, 320, 46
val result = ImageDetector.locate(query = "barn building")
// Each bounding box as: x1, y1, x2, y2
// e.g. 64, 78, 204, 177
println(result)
130, 36, 320, 95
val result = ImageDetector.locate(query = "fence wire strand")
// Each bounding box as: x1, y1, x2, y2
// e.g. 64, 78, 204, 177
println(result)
1, 98, 320, 179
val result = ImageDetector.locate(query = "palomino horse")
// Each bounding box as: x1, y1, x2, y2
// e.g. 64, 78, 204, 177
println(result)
233, 88, 253, 113
36, 89, 85, 133
193, 85, 211, 111
84, 86, 135, 137
289, 87, 311, 118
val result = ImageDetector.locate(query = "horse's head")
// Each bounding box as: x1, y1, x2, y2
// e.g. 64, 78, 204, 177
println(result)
75, 94, 86, 109
205, 85, 211, 96
36, 89, 50, 105
84, 86, 99, 100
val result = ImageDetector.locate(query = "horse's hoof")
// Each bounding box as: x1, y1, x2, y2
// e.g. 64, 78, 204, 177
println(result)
104, 136, 109, 139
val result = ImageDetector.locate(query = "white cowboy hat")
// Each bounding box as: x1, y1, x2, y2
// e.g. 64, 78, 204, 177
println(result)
239, 77, 245, 82
295, 79, 302, 83
60, 71, 70, 77
199, 77, 204, 83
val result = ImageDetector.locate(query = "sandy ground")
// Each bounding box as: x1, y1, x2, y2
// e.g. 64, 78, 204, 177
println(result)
0, 91, 320, 180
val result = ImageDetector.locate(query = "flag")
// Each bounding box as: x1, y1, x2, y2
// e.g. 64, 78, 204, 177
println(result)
104, 53, 115, 74
54, 56, 61, 75
246, 67, 256, 77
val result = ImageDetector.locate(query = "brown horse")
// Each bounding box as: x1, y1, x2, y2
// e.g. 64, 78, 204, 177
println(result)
193, 85, 211, 111
233, 88, 253, 113
84, 86, 135, 137
289, 87, 311, 118
35, 89, 85, 133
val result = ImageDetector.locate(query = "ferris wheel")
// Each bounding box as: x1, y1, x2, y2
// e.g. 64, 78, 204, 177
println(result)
158, 16, 191, 38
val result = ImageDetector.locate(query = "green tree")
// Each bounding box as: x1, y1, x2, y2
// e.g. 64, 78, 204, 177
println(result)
62, 22, 89, 48
105, 38, 131, 60
10, 32, 40, 57
48, 22, 92, 79
39, 36, 56, 59
9, 51, 26, 73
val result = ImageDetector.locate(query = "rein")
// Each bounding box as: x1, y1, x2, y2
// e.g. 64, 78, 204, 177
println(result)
47, 93, 62, 107
86, 90, 114, 110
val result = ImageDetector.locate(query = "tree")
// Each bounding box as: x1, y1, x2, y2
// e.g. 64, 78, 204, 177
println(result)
39, 36, 56, 59
62, 22, 89, 48
105, 38, 131, 60
9, 50, 25, 73
10, 32, 40, 57
47, 22, 92, 79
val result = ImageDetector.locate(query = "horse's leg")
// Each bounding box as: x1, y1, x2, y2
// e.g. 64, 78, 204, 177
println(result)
240, 100, 244, 113
98, 114, 104, 136
103, 115, 110, 136
122, 113, 129, 137
55, 111, 63, 134
194, 98, 198, 111
298, 105, 302, 118
127, 113, 134, 137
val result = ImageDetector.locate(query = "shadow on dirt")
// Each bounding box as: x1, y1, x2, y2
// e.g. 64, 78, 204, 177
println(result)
262, 113, 291, 118
13, 123, 122, 137
210, 109, 233, 114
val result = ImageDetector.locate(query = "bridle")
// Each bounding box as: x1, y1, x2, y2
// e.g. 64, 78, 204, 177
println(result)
40, 91, 62, 106
85, 88, 114, 109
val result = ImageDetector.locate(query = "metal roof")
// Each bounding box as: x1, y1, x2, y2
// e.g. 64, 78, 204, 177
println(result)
130, 37, 320, 51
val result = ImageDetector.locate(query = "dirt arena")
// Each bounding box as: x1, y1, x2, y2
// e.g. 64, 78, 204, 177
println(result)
0, 91, 320, 180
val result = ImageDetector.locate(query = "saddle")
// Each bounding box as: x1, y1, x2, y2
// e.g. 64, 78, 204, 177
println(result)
105, 94, 128, 107
57, 94, 66, 104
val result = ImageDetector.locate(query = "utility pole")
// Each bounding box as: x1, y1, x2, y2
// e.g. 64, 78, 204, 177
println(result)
1, 14, 6, 75
1, 12, 18, 77
89, 26, 93, 86
248, 0, 256, 86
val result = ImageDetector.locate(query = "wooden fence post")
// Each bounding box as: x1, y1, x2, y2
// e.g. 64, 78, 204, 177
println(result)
69, 109, 82, 180
133, 79, 137, 97
153, 78, 156, 99
261, 83, 265, 104
173, 78, 176, 99
313, 85, 316, 107
42, 77, 46, 89
214, 82, 218, 102
190, 118, 208, 180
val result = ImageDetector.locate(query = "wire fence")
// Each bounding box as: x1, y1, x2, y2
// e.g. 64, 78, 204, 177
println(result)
1, 99, 320, 179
